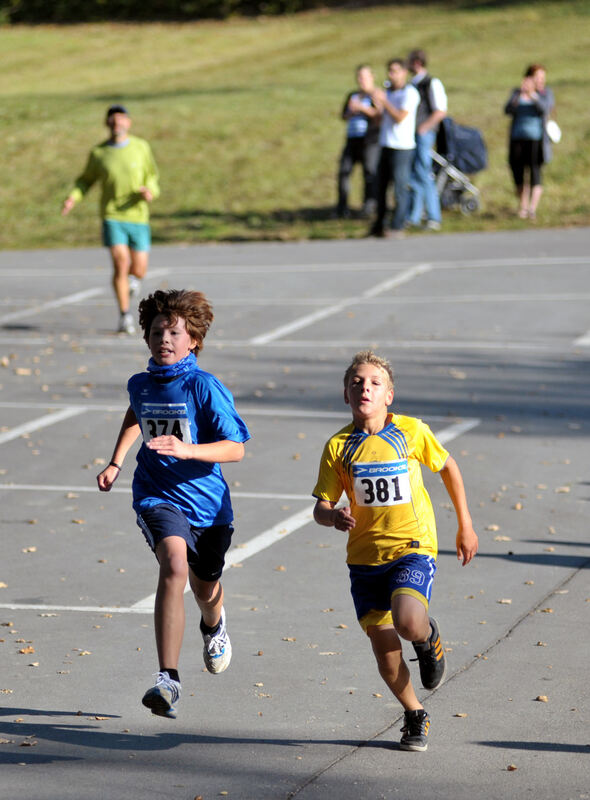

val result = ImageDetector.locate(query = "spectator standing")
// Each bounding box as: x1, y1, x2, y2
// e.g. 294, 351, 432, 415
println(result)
62, 105, 160, 334
368, 59, 420, 238
406, 49, 447, 231
504, 64, 555, 220
336, 65, 381, 218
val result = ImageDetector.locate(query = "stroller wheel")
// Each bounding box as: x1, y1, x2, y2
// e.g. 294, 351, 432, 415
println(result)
460, 195, 480, 215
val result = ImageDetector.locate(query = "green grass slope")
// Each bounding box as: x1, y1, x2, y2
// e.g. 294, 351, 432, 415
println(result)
1, 1, 589, 248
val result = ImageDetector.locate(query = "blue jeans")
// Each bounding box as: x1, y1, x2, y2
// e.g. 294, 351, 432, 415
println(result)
408, 129, 441, 224
374, 147, 415, 231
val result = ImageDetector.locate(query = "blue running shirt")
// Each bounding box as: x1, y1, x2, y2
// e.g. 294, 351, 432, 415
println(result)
128, 364, 250, 526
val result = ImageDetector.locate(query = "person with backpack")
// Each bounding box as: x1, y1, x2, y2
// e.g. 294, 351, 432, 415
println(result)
406, 50, 447, 231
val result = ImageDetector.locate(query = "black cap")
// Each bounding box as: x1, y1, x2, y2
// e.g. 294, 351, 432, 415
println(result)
106, 104, 129, 118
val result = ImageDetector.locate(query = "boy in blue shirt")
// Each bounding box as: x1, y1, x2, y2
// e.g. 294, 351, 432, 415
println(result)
97, 289, 250, 718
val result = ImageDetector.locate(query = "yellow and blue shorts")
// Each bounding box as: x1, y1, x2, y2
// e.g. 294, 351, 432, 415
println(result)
348, 553, 436, 632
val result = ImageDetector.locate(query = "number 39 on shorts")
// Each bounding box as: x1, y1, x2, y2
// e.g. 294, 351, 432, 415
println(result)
352, 460, 411, 507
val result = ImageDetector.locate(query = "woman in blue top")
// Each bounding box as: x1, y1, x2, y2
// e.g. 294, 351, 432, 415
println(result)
505, 64, 555, 221
97, 289, 250, 719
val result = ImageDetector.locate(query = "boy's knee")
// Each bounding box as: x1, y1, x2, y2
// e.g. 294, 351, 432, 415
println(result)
392, 597, 429, 641
159, 554, 188, 584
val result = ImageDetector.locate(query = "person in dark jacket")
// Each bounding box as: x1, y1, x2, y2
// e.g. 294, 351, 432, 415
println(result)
505, 64, 555, 221
336, 65, 382, 218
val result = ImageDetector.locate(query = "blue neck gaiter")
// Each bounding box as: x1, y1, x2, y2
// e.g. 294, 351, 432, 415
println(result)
146, 352, 198, 379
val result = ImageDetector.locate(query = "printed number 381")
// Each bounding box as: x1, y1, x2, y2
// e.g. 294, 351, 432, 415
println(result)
360, 476, 403, 505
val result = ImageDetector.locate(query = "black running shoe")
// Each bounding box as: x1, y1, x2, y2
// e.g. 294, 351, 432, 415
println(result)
400, 709, 430, 752
412, 617, 446, 690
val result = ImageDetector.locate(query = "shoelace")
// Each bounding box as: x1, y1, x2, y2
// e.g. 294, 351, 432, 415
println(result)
205, 629, 228, 656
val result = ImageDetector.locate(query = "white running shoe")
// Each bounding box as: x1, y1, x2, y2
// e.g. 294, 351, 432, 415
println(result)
141, 672, 181, 718
118, 311, 136, 334
202, 607, 232, 674
128, 275, 142, 297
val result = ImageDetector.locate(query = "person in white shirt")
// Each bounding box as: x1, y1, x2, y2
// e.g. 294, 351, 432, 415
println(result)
406, 49, 448, 231
368, 59, 420, 237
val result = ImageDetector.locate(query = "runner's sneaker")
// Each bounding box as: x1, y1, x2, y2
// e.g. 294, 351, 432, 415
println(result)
400, 709, 430, 752
412, 617, 446, 690
118, 311, 136, 334
202, 606, 232, 674
141, 672, 181, 718
128, 275, 142, 297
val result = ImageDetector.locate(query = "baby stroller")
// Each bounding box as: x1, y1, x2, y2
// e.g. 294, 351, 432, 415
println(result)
431, 117, 487, 214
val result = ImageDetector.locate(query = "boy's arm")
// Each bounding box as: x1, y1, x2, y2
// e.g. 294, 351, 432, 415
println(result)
97, 406, 141, 491
439, 455, 478, 565
146, 436, 245, 463
313, 499, 356, 532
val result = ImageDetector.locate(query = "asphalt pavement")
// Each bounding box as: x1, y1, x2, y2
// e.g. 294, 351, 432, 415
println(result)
0, 227, 588, 800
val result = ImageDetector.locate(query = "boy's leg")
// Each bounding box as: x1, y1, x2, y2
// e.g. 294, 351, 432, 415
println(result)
141, 535, 187, 718
189, 571, 232, 674
391, 592, 430, 643
188, 571, 223, 628
154, 535, 189, 670
368, 623, 431, 752
393, 593, 446, 690
367, 624, 422, 711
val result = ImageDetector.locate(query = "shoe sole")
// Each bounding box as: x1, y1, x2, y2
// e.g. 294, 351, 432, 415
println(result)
400, 741, 428, 752
142, 689, 177, 719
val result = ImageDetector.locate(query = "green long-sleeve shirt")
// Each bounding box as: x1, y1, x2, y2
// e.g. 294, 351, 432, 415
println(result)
69, 135, 160, 224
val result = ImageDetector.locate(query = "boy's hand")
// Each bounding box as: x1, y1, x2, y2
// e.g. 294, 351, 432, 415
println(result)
97, 464, 121, 492
146, 435, 192, 459
333, 505, 356, 532
456, 525, 478, 566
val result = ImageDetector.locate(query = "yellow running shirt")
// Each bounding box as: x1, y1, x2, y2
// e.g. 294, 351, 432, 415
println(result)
313, 413, 449, 565
69, 135, 160, 224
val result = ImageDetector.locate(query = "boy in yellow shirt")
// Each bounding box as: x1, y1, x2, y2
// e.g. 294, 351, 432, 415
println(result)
313, 350, 478, 751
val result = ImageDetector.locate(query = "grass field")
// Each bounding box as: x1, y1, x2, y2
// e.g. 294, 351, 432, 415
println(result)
1, 1, 589, 248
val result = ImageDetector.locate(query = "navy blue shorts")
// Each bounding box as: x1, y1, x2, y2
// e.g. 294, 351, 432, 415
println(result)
136, 503, 233, 582
348, 553, 436, 631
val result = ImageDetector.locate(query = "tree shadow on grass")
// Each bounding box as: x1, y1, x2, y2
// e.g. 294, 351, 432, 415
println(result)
150, 206, 362, 243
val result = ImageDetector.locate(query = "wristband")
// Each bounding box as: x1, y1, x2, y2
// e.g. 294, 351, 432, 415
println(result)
109, 461, 121, 471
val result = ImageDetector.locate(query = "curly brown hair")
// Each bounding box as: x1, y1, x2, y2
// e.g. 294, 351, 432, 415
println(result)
138, 289, 214, 354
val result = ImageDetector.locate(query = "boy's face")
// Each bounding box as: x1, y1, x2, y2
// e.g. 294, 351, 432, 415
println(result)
344, 363, 394, 423
388, 62, 408, 89
148, 314, 197, 366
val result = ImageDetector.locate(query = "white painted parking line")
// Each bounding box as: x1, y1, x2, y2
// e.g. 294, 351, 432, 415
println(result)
0, 483, 310, 501
435, 418, 481, 444
249, 263, 433, 345
130, 505, 317, 612
219, 339, 566, 352
0, 416, 480, 615
0, 288, 105, 324
0, 407, 87, 445
0, 400, 352, 418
